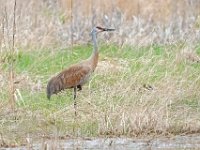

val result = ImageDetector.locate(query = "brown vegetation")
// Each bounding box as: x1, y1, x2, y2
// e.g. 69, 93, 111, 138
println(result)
0, 0, 200, 48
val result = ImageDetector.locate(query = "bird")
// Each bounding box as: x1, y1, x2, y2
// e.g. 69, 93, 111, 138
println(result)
46, 26, 115, 113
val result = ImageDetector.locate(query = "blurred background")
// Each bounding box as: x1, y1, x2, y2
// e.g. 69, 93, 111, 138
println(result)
0, 0, 200, 49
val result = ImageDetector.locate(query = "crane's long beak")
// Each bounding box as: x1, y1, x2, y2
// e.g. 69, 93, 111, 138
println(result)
104, 28, 115, 31
96, 26, 115, 32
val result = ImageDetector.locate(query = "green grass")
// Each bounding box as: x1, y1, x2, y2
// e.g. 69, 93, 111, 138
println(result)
0, 43, 200, 146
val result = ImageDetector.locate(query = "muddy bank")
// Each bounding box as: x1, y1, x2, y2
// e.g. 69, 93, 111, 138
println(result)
2, 135, 200, 149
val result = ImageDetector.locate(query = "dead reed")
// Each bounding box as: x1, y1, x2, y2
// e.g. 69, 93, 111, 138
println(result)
0, 0, 199, 48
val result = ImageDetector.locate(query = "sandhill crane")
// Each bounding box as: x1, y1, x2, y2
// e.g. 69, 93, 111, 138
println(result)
46, 26, 115, 113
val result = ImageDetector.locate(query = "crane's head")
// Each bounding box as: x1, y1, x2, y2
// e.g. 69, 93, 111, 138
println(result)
90, 26, 115, 35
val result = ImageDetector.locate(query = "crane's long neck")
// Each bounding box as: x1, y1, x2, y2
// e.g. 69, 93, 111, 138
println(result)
92, 32, 98, 51
89, 32, 99, 70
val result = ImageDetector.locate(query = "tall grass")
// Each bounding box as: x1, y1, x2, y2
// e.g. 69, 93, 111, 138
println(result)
0, 0, 199, 48
0, 43, 200, 146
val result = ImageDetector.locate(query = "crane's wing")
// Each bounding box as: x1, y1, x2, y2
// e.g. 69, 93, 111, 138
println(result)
57, 64, 92, 88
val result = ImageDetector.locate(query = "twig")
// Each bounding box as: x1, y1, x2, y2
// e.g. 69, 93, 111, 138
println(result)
4, 6, 10, 50
70, 0, 73, 52
12, 0, 16, 50
91, 0, 95, 27
9, 0, 17, 111
137, 0, 140, 50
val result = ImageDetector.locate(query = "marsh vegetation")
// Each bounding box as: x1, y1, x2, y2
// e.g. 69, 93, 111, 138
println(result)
0, 0, 200, 148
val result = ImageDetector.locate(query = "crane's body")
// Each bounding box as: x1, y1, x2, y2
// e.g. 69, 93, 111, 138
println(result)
46, 49, 98, 99
46, 26, 114, 113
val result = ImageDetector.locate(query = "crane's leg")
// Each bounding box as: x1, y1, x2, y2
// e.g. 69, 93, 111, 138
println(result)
77, 85, 82, 91
73, 87, 77, 116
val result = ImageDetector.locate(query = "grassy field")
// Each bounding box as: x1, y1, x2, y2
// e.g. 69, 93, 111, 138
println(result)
0, 42, 200, 146
0, 0, 200, 147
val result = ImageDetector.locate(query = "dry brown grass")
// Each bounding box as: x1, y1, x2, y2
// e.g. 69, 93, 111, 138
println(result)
60, 0, 200, 22
0, 0, 199, 48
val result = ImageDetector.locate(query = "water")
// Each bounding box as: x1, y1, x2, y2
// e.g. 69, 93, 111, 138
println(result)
1, 135, 200, 149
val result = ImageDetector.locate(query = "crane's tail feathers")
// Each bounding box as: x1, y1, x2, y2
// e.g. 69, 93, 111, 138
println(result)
47, 77, 65, 100
47, 82, 52, 100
